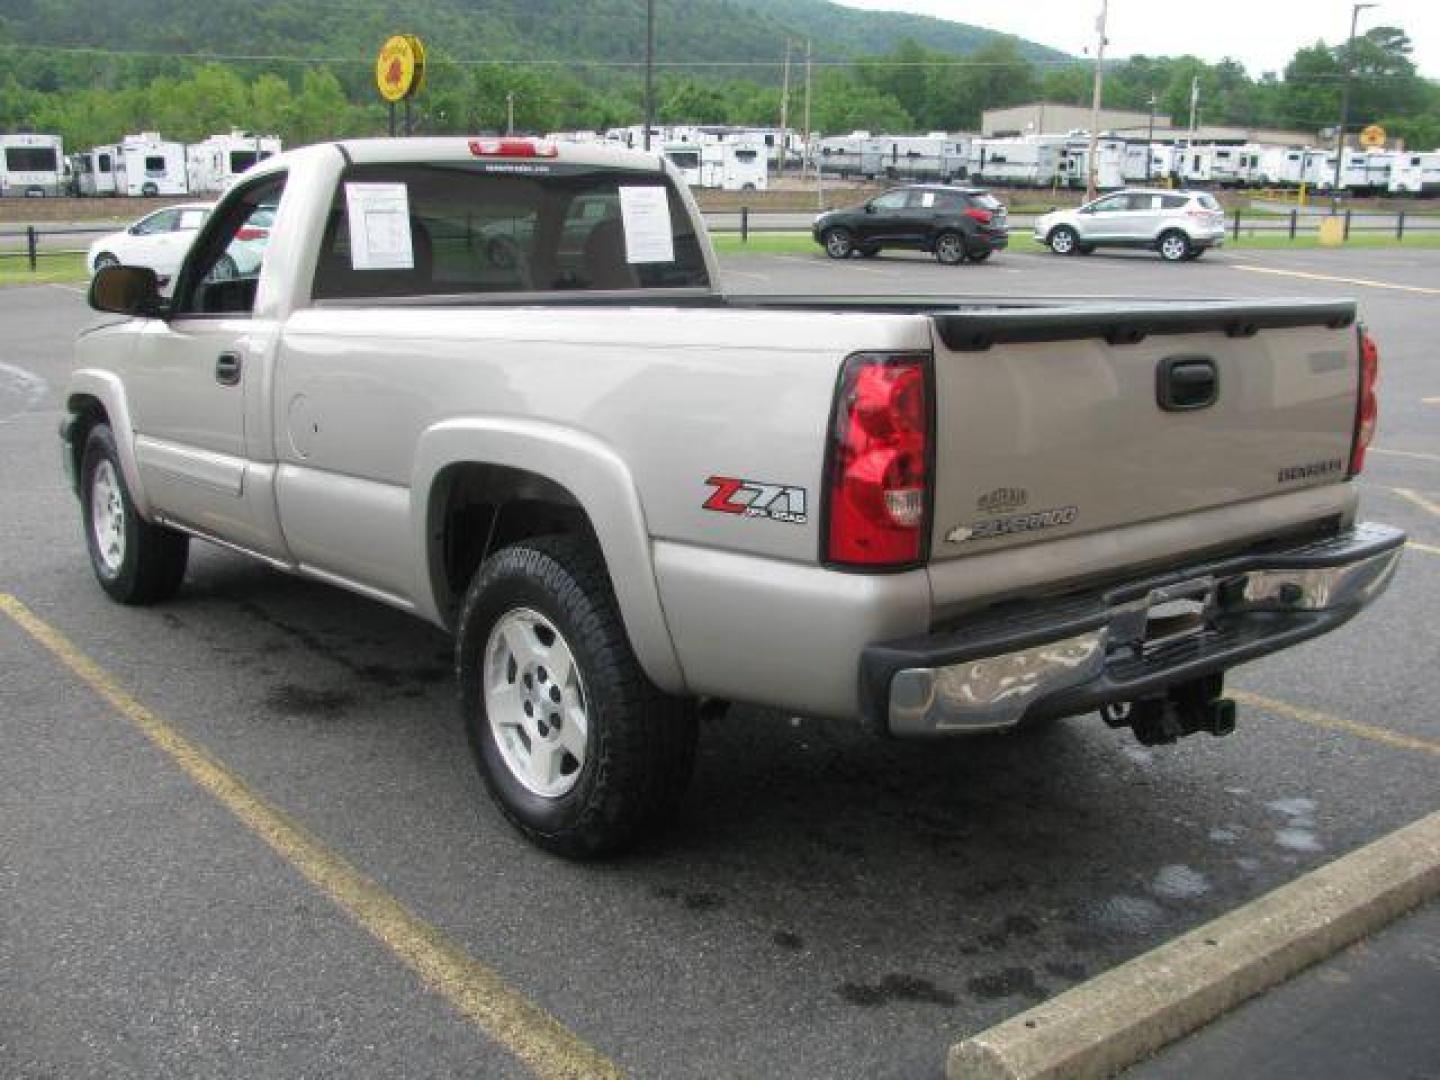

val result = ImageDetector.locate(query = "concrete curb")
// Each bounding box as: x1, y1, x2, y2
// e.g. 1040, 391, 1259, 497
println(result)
948, 809, 1440, 1079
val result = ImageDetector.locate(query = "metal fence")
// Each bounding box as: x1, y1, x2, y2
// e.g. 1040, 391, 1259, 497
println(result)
0, 224, 108, 271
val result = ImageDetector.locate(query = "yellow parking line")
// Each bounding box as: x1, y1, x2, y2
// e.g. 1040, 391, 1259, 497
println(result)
1234, 265, 1440, 295
0, 593, 620, 1080
1392, 487, 1440, 517
1409, 541, 1440, 557
1233, 690, 1440, 758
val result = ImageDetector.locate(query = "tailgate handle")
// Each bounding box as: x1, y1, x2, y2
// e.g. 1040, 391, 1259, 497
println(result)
1157, 356, 1218, 411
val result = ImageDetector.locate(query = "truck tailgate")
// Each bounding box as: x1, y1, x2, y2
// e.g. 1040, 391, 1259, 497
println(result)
927, 300, 1359, 561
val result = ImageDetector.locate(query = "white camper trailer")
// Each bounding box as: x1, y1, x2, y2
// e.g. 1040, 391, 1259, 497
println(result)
75, 146, 118, 196
1307, 150, 1368, 191
112, 133, 188, 196
1056, 139, 1126, 190
1390, 151, 1440, 195
1256, 147, 1307, 187
970, 138, 1060, 187
702, 141, 767, 190
1178, 145, 1215, 184
1209, 145, 1263, 187
662, 143, 703, 185
186, 131, 282, 194
816, 133, 875, 178
0, 132, 65, 196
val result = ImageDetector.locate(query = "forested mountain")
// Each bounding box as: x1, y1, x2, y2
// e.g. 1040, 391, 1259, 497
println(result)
0, 0, 1064, 67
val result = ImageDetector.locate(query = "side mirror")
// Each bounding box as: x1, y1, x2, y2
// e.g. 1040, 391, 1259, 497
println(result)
89, 265, 164, 317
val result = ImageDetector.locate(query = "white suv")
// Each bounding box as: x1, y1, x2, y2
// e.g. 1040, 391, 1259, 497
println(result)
1034, 189, 1226, 262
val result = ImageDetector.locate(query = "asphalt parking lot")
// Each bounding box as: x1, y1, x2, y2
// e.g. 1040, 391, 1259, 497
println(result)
2, 245, 1437, 1079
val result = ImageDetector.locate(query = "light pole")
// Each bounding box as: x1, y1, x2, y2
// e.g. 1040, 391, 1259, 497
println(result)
1332, 2, 1377, 211
643, 0, 656, 151
1145, 93, 1157, 182
1085, 0, 1109, 201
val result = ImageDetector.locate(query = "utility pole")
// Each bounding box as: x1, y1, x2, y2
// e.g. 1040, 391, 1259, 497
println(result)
643, 0, 656, 151
1188, 76, 1199, 134
1145, 93, 1157, 181
802, 38, 812, 185
1332, 2, 1378, 212
778, 41, 791, 178
506, 91, 515, 135
1085, 0, 1108, 201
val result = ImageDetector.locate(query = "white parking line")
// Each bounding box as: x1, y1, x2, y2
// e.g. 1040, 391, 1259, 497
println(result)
1372, 447, 1440, 465
1233, 265, 1440, 296
1392, 487, 1440, 517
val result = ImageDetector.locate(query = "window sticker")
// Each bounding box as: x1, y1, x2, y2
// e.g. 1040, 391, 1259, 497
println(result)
617, 185, 674, 264
921, 192, 936, 207
344, 182, 414, 270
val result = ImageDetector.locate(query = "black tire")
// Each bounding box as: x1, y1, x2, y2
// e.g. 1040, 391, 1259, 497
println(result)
1158, 229, 1192, 262
457, 536, 698, 859
1077, 244, 1096, 255
822, 227, 854, 259
1048, 225, 1079, 255
933, 230, 966, 265
967, 247, 993, 263
1182, 247, 1206, 261
856, 245, 880, 258
80, 424, 189, 605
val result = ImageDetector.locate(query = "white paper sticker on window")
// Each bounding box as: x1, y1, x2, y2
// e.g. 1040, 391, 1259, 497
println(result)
345, 182, 414, 270
618, 186, 674, 264
921, 192, 936, 207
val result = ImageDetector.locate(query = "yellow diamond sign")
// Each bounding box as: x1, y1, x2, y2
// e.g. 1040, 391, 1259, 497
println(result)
376, 34, 426, 103
1359, 124, 1386, 149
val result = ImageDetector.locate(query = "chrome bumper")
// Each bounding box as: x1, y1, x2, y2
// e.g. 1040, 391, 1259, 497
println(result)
863, 523, 1404, 737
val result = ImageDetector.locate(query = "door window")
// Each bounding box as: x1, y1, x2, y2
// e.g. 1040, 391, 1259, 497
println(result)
1089, 195, 1128, 214
171, 172, 287, 317
871, 191, 909, 212
145, 156, 167, 176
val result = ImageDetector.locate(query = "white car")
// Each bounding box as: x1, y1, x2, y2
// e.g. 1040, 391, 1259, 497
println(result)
1033, 189, 1227, 262
88, 203, 272, 285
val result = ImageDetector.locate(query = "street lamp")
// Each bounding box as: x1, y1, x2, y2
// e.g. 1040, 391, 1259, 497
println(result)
1332, 2, 1378, 211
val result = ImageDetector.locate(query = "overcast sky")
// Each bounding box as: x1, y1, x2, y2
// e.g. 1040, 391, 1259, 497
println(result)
835, 0, 1440, 77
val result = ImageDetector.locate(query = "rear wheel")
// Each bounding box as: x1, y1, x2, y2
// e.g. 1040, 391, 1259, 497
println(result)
1158, 230, 1192, 262
457, 536, 698, 858
1048, 225, 1079, 255
822, 227, 854, 259
80, 424, 189, 605
1182, 247, 1206, 261
1077, 244, 1096, 255
967, 247, 993, 263
934, 231, 966, 265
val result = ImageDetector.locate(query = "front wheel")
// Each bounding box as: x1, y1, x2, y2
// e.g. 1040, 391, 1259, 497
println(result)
1048, 225, 1079, 255
80, 424, 189, 604
967, 248, 993, 263
92, 252, 119, 273
457, 536, 698, 859
933, 231, 966, 265
1158, 230, 1192, 262
822, 227, 854, 259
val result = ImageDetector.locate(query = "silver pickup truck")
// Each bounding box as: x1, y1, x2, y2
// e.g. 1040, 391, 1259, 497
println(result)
63, 138, 1404, 857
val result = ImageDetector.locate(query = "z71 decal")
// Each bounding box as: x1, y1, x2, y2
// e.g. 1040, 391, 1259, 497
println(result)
703, 476, 808, 525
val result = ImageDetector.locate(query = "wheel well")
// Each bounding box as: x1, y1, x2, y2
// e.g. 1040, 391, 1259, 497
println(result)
428, 463, 597, 626
64, 395, 109, 491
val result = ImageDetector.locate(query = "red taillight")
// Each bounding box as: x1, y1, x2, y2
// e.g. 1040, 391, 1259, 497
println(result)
826, 353, 931, 567
1350, 327, 1379, 476
467, 138, 559, 158
235, 227, 267, 241
964, 207, 993, 225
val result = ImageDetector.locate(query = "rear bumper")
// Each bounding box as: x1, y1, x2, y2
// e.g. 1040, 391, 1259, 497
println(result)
861, 523, 1404, 737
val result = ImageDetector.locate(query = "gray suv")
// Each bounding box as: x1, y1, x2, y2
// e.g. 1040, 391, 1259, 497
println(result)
1034, 189, 1226, 261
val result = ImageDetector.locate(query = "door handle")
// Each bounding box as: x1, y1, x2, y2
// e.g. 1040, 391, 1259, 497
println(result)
215, 351, 242, 386
1157, 356, 1218, 411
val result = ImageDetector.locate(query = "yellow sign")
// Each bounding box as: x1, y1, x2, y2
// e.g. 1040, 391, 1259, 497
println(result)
1359, 124, 1386, 149
376, 34, 426, 103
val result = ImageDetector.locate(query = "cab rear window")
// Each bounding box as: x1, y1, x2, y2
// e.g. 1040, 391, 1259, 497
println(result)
312, 162, 710, 300
1196, 193, 1222, 211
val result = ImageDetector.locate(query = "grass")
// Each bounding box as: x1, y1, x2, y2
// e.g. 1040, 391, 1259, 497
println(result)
712, 230, 1440, 257
0, 251, 89, 286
